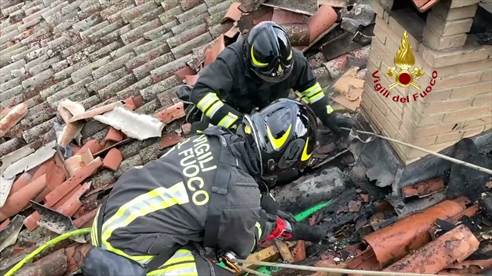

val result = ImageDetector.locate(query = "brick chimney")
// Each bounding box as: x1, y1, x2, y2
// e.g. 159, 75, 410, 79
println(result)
363, 0, 492, 164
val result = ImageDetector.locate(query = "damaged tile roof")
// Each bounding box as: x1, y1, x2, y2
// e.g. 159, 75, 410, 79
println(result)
0, 0, 348, 263
7, 1, 489, 275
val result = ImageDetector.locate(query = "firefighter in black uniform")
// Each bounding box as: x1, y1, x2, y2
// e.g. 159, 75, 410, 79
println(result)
186, 21, 354, 133
82, 99, 326, 276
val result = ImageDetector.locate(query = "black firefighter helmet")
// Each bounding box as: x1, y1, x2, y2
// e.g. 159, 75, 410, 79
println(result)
245, 21, 294, 83
241, 99, 318, 186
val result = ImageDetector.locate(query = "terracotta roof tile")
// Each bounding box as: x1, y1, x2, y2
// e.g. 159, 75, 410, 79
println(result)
44, 157, 102, 207
181, 0, 202, 11
103, 148, 123, 171
160, 131, 183, 149
140, 75, 180, 101
0, 174, 47, 222
104, 127, 125, 143
167, 23, 208, 48
223, 2, 242, 22
133, 52, 175, 80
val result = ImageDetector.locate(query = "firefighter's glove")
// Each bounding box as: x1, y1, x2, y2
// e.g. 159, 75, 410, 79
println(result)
266, 217, 325, 243
290, 223, 325, 242
322, 113, 355, 134
260, 193, 296, 223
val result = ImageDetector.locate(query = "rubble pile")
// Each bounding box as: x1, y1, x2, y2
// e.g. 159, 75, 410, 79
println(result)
0, 0, 491, 275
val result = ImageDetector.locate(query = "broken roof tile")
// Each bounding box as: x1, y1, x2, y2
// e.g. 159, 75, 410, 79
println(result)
69, 101, 123, 122
73, 208, 97, 228
9, 173, 32, 195
154, 102, 186, 124
402, 178, 445, 198
103, 148, 123, 171
384, 225, 479, 273
160, 131, 183, 149
104, 127, 125, 143
364, 198, 468, 266
174, 65, 196, 82
223, 2, 242, 22
95, 106, 165, 140
0, 103, 28, 137
56, 182, 91, 217
44, 157, 102, 207
307, 5, 337, 42
123, 95, 144, 111
272, 7, 308, 24
76, 139, 104, 156
204, 35, 225, 66
0, 174, 47, 222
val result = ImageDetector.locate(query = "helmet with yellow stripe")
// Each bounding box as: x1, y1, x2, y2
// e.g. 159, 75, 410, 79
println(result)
245, 21, 294, 83
241, 99, 317, 186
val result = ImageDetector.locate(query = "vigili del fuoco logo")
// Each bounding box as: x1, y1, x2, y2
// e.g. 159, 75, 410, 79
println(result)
371, 31, 438, 104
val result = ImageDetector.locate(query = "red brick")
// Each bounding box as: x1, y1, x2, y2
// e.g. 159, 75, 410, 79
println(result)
73, 208, 98, 228
0, 103, 28, 137
174, 66, 195, 82
76, 139, 104, 155
154, 102, 186, 124
104, 127, 125, 143
56, 183, 91, 217
0, 174, 47, 222
103, 148, 123, 171
160, 132, 183, 149
44, 158, 102, 207
10, 173, 32, 195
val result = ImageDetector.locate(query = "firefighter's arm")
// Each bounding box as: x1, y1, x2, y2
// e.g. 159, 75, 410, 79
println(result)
190, 58, 242, 129
293, 56, 355, 132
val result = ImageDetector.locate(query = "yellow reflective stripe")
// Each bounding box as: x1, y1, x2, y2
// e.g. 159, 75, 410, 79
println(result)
267, 124, 292, 151
101, 182, 190, 265
217, 112, 238, 128
159, 249, 195, 268
301, 137, 313, 161
326, 105, 334, 114
205, 100, 224, 118
196, 93, 220, 112
148, 262, 198, 276
251, 46, 268, 67
301, 82, 322, 98
287, 50, 292, 60
308, 91, 324, 103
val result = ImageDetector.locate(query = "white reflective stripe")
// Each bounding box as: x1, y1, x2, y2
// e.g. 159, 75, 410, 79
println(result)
205, 100, 224, 118
91, 207, 102, 246
101, 182, 190, 264
301, 82, 322, 98
326, 105, 334, 114
217, 112, 238, 128
196, 93, 220, 111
